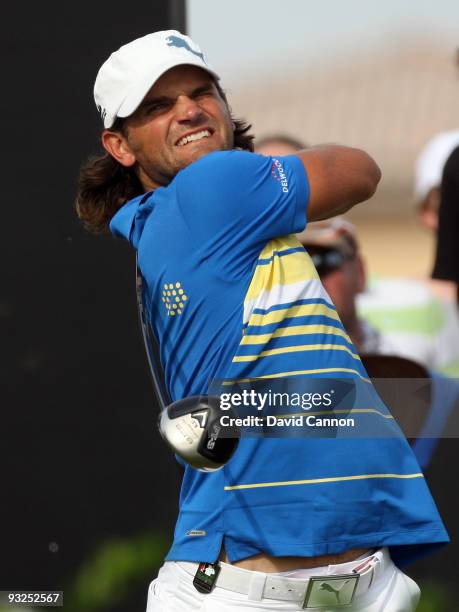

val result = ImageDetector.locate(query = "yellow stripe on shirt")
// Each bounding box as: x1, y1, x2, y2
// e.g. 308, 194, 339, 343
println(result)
222, 367, 370, 384
248, 303, 340, 326
224, 472, 424, 491
232, 343, 361, 363
275, 409, 394, 420
241, 324, 353, 345
245, 237, 318, 301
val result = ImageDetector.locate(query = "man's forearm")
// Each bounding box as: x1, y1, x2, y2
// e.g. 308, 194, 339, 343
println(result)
296, 145, 381, 222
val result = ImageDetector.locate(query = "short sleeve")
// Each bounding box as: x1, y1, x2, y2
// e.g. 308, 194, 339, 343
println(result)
173, 150, 309, 271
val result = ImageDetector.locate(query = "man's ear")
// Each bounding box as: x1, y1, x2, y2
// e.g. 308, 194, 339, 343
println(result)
101, 129, 136, 167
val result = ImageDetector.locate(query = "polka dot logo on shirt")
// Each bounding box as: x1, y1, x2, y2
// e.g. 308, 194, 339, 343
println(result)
162, 282, 188, 317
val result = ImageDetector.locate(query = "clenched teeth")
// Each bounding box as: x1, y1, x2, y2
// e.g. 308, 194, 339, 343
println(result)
177, 130, 211, 146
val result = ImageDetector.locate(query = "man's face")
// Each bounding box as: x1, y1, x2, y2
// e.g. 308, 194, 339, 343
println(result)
307, 246, 365, 329
116, 65, 234, 190
321, 259, 362, 328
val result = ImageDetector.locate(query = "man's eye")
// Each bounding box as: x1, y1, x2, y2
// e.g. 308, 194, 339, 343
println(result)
146, 102, 169, 113
195, 89, 213, 98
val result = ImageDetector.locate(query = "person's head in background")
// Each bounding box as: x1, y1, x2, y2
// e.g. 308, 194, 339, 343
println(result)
255, 134, 307, 156
297, 218, 366, 349
414, 130, 459, 232
428, 50, 459, 306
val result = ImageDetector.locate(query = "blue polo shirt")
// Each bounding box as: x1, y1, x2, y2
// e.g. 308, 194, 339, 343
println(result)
111, 150, 448, 567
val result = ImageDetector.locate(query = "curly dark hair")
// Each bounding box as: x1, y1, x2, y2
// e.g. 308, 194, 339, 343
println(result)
75, 84, 254, 234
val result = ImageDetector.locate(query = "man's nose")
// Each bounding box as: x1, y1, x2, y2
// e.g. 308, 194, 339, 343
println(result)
175, 95, 203, 122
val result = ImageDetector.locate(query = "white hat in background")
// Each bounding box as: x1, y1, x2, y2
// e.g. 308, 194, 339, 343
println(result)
296, 217, 359, 257
94, 30, 220, 129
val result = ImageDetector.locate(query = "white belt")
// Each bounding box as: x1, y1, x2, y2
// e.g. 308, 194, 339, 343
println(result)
178, 548, 389, 609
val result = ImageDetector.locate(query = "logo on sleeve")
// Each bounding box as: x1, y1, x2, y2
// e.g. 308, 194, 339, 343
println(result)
162, 281, 188, 316
96, 104, 107, 123
271, 158, 289, 193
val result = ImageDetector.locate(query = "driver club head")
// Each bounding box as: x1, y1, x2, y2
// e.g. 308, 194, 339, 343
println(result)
158, 395, 240, 472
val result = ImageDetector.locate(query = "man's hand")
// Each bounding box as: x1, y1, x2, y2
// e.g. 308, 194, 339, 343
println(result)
296, 145, 381, 221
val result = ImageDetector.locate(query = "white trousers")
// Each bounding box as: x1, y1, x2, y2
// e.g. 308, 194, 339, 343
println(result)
146, 552, 420, 611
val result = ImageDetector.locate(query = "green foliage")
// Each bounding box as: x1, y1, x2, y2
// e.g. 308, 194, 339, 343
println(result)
417, 581, 453, 612
64, 531, 168, 612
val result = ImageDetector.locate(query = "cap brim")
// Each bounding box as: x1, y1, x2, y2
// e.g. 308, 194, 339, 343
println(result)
114, 59, 220, 124
296, 232, 351, 256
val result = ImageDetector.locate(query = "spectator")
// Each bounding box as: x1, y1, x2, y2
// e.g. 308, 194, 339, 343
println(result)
414, 130, 459, 233
432, 145, 459, 306
297, 218, 388, 354
255, 134, 307, 156
298, 218, 459, 375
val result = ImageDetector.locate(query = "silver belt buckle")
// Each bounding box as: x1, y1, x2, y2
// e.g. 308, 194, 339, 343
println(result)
303, 574, 359, 609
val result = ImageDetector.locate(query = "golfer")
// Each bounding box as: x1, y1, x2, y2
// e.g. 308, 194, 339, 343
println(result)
76, 30, 448, 611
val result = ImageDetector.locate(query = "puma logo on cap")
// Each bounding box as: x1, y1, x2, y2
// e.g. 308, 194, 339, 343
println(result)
166, 35, 205, 61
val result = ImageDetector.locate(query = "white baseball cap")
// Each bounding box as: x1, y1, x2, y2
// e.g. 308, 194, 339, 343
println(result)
94, 30, 220, 129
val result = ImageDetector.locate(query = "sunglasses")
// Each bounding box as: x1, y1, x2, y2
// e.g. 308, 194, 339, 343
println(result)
306, 246, 354, 277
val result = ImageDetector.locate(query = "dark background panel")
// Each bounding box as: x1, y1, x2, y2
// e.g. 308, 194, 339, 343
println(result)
0, 0, 185, 599
409, 404, 459, 590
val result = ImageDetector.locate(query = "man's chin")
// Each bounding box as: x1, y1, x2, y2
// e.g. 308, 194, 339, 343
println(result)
180, 142, 222, 165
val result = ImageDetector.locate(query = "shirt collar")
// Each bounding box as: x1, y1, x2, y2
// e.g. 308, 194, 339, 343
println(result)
109, 191, 155, 248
